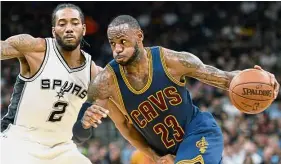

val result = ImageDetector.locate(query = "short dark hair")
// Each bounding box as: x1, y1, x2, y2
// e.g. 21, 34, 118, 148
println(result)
108, 15, 140, 29
52, 3, 85, 26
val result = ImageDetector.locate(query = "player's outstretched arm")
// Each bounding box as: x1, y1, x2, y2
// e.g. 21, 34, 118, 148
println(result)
1, 34, 45, 60
161, 47, 239, 90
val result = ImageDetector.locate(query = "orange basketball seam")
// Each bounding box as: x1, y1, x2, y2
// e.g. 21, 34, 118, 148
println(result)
233, 82, 272, 86
229, 69, 270, 88
231, 94, 251, 113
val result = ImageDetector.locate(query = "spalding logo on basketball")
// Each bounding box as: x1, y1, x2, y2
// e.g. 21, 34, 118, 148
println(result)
229, 69, 274, 114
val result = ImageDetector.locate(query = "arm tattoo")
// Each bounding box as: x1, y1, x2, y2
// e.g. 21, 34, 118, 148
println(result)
1, 34, 38, 60
165, 48, 238, 90
165, 49, 200, 69
1, 41, 21, 60
87, 69, 111, 103
191, 65, 231, 90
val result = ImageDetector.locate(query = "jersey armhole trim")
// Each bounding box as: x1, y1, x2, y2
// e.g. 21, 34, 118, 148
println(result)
19, 38, 50, 82
159, 47, 186, 87
107, 65, 133, 124
89, 55, 92, 85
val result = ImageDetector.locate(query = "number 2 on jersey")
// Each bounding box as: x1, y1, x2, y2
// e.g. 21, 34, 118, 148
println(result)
48, 101, 68, 122
153, 115, 185, 148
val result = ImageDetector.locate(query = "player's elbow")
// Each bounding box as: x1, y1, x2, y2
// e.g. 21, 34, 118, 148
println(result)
115, 119, 132, 136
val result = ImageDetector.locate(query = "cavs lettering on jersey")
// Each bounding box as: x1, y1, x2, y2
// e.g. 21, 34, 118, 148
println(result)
108, 46, 200, 156
1, 38, 92, 146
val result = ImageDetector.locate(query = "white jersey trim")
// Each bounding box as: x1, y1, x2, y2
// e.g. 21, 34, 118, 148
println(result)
52, 39, 88, 73
19, 38, 50, 82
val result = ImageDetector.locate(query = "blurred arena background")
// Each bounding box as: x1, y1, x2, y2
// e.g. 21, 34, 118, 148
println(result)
1, 1, 281, 164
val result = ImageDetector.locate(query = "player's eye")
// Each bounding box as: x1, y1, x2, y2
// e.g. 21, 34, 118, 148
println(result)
59, 23, 65, 27
110, 42, 116, 46
73, 22, 79, 26
121, 39, 127, 44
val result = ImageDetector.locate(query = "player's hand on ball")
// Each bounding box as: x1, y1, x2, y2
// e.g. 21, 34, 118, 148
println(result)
254, 65, 280, 99
81, 103, 109, 129
157, 154, 175, 164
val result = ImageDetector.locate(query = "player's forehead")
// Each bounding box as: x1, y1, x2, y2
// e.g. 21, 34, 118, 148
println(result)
107, 24, 134, 40
55, 8, 81, 22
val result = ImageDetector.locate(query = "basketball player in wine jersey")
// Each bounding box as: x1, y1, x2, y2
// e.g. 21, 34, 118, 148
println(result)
77, 15, 280, 164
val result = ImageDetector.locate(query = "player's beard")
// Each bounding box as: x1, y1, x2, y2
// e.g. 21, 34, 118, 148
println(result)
55, 32, 82, 51
118, 43, 141, 66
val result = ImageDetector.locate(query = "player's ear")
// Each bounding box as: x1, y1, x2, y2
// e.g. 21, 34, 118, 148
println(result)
82, 24, 86, 36
136, 30, 144, 42
52, 27, 56, 38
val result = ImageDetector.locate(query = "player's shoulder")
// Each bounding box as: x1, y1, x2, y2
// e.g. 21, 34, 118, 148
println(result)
88, 65, 115, 99
24, 35, 46, 53
153, 46, 178, 64
158, 46, 194, 63
93, 65, 115, 85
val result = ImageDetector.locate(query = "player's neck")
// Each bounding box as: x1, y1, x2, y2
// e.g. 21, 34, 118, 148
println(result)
124, 48, 148, 74
56, 44, 85, 68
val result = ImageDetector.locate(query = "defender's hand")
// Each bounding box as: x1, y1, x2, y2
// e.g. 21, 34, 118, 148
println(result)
81, 104, 109, 129
254, 65, 280, 99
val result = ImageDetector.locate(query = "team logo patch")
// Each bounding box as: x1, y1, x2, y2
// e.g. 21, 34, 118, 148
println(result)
196, 137, 208, 154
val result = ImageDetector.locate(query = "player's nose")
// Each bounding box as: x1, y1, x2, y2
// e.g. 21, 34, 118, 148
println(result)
115, 44, 123, 53
65, 24, 74, 33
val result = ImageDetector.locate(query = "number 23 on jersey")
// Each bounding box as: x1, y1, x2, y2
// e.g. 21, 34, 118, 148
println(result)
153, 115, 185, 148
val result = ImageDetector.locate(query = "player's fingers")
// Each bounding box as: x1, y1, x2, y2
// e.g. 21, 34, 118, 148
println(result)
84, 112, 102, 125
160, 159, 167, 164
91, 115, 102, 124
92, 123, 98, 128
92, 105, 109, 118
93, 104, 109, 114
87, 106, 105, 118
268, 73, 277, 98
254, 65, 262, 70
270, 73, 275, 87
83, 115, 95, 125
274, 80, 280, 99
85, 112, 102, 124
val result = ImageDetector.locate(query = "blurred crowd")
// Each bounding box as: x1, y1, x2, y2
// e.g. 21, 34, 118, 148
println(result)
1, 1, 281, 164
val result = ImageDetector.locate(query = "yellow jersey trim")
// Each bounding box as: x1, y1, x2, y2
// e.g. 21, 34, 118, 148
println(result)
159, 47, 186, 87
119, 48, 153, 95
176, 155, 205, 164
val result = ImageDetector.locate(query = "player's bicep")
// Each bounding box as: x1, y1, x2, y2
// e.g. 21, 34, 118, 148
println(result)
1, 41, 23, 60
1, 34, 45, 60
162, 47, 203, 77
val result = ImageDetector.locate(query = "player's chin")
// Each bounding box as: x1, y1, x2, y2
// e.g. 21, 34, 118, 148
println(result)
115, 59, 128, 66
116, 61, 126, 66
63, 39, 77, 44
62, 44, 78, 51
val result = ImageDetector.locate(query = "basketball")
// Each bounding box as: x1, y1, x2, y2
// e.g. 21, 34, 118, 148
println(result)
229, 69, 275, 114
